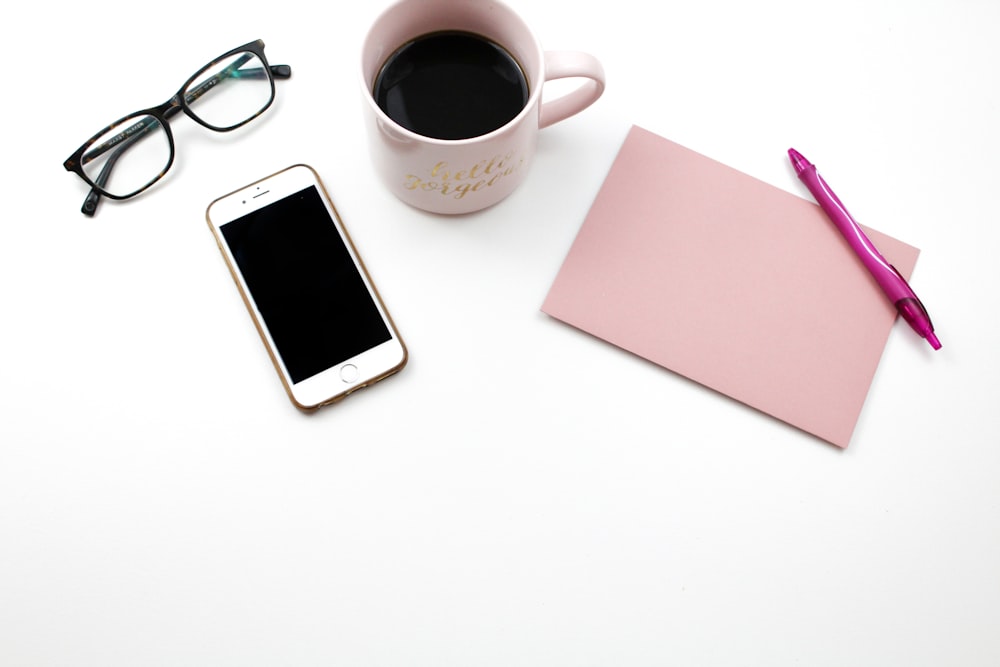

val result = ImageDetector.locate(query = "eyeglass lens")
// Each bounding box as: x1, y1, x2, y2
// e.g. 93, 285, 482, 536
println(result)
80, 114, 172, 199
185, 50, 274, 130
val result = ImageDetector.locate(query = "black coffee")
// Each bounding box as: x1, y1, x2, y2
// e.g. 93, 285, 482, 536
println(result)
373, 31, 529, 140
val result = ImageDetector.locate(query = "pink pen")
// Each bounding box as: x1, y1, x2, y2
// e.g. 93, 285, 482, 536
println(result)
788, 148, 941, 350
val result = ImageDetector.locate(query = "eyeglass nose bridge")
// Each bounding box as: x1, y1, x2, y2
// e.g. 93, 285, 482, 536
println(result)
162, 95, 186, 121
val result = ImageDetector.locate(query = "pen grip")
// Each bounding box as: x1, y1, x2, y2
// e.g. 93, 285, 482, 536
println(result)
800, 168, 912, 302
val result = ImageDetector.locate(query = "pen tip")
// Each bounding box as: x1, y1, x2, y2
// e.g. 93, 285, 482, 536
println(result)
787, 148, 810, 174
927, 333, 942, 350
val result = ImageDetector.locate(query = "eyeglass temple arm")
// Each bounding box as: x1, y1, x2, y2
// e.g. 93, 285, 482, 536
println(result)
81, 62, 291, 216
81, 142, 132, 214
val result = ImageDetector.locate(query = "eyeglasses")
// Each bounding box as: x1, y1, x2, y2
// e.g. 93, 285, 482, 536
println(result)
63, 39, 291, 216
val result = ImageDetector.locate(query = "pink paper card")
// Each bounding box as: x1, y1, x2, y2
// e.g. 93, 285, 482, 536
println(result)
542, 125, 920, 448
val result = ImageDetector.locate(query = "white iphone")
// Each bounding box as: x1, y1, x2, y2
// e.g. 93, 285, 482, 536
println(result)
206, 164, 407, 410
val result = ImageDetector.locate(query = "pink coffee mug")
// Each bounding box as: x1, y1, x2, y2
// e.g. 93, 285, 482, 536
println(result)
360, 0, 606, 214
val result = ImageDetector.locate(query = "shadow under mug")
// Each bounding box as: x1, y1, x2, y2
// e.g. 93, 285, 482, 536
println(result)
360, 0, 606, 215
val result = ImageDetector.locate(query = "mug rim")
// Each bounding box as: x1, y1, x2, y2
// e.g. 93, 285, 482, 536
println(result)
359, 0, 546, 146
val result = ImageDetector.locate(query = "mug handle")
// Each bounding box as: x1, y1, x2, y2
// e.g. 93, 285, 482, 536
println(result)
538, 51, 606, 129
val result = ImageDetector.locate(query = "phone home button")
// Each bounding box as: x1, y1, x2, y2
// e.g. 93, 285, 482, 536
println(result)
340, 364, 359, 383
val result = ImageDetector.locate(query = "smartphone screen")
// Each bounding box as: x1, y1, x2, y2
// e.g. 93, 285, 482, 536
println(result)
208, 165, 406, 409
219, 185, 391, 384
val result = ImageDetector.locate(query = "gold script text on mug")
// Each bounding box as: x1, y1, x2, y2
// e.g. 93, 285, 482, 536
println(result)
403, 151, 524, 200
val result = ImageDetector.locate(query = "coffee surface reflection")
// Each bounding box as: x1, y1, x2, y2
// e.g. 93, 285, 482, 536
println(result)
373, 31, 529, 141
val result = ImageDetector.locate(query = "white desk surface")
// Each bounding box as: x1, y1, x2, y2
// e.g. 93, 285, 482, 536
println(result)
3, 1, 999, 665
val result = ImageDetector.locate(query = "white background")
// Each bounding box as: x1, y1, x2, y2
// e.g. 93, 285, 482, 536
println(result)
3, 1, 999, 665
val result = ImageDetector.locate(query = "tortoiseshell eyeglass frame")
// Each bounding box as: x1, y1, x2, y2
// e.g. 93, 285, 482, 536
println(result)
63, 39, 292, 216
